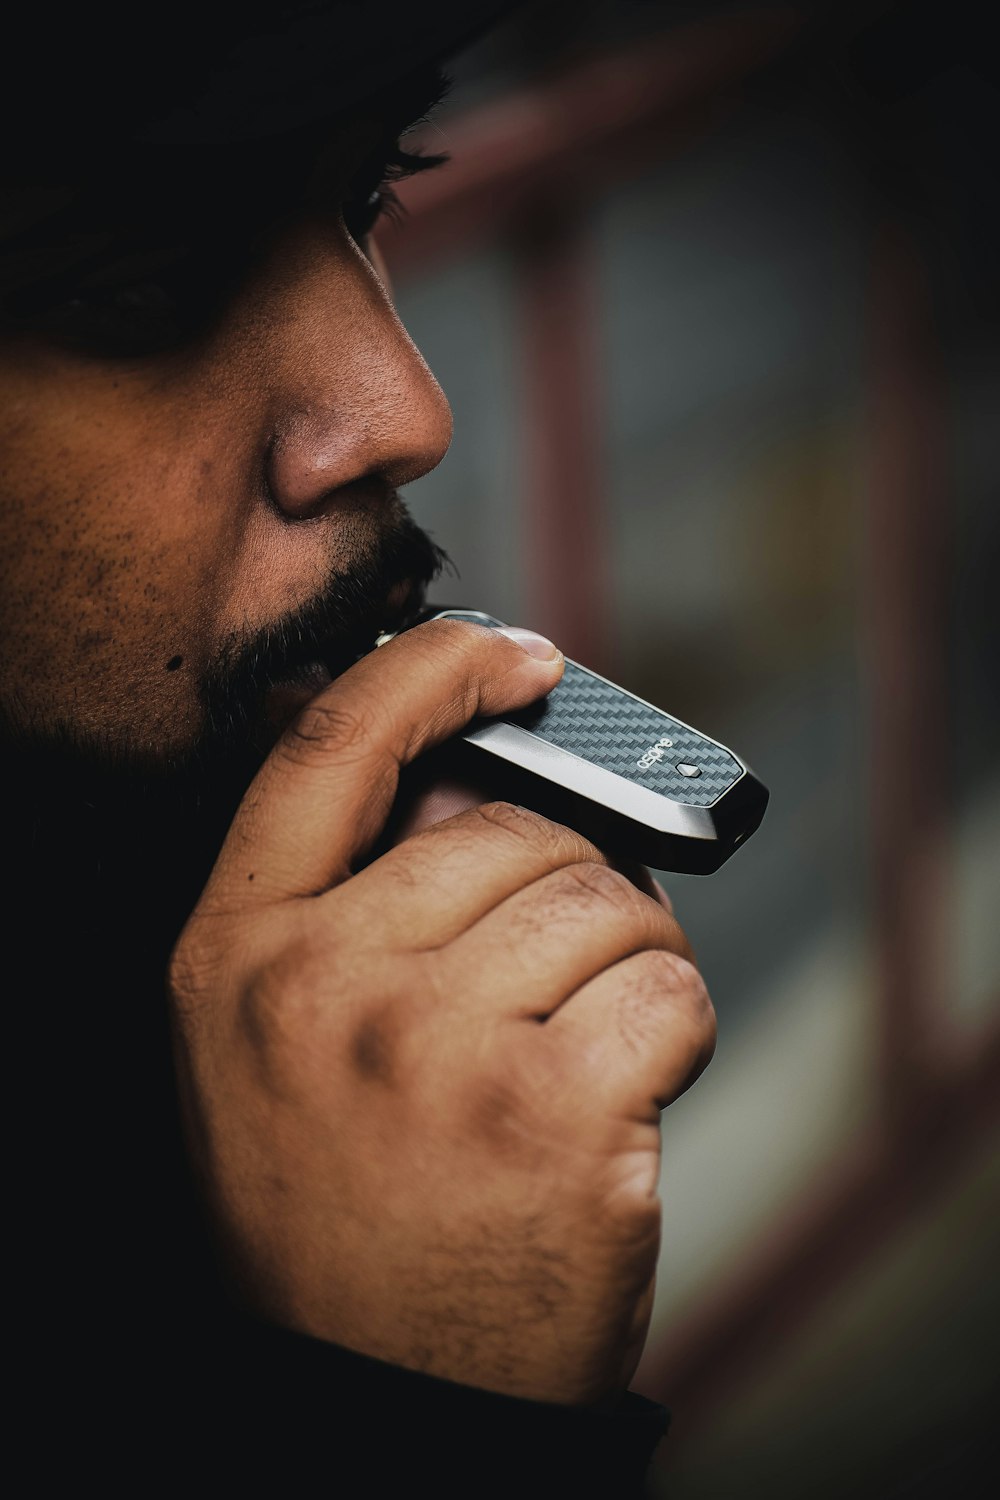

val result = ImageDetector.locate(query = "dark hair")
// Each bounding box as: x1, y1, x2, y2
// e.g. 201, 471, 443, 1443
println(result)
1, 58, 449, 355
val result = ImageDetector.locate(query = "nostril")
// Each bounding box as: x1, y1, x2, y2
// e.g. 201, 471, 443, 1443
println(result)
259, 251, 453, 519
263, 412, 359, 519
265, 377, 451, 520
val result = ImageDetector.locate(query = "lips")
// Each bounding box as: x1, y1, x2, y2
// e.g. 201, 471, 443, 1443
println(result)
263, 660, 333, 732
261, 574, 427, 734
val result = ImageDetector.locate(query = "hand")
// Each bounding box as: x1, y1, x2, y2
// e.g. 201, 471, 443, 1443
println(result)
168, 619, 716, 1404
390, 772, 678, 911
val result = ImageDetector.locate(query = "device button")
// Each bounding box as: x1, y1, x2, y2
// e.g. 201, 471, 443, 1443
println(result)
676, 763, 701, 777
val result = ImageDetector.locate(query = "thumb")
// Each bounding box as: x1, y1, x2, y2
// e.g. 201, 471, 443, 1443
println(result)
206, 618, 563, 906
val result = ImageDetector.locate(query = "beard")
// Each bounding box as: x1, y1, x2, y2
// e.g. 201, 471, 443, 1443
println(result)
1, 489, 456, 1371
202, 498, 452, 759
3, 497, 454, 966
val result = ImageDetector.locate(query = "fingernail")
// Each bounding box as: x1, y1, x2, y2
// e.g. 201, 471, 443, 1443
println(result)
495, 626, 561, 660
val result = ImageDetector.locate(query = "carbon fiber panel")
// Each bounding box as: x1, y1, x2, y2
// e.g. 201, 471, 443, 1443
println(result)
505, 659, 743, 808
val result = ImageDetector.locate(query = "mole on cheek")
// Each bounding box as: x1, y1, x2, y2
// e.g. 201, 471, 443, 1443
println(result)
165, 655, 184, 671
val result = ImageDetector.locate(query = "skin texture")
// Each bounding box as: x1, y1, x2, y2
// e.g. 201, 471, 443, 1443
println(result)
170, 621, 716, 1402
1, 128, 717, 1405
0, 216, 451, 753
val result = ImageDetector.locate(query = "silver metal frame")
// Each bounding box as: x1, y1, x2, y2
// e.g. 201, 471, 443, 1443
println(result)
463, 719, 727, 845
382, 607, 767, 871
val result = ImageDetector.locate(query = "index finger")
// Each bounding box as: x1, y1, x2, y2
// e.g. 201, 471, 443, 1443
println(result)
206, 619, 564, 905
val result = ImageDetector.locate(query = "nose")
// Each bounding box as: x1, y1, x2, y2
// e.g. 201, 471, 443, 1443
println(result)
262, 229, 453, 519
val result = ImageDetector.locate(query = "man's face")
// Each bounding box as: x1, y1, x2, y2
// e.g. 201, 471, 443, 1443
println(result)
0, 90, 453, 775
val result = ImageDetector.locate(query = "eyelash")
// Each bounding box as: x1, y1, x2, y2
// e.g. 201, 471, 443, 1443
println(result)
342, 183, 404, 244
341, 145, 447, 243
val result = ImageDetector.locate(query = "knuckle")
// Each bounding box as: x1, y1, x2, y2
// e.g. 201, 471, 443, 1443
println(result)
564, 860, 646, 915
474, 799, 550, 840
669, 953, 715, 1025
396, 618, 548, 738
599, 1176, 663, 1255
416, 616, 508, 662
238, 940, 413, 1097
240, 946, 322, 1040
167, 936, 205, 1023
584, 1137, 663, 1225
277, 699, 374, 769
402, 618, 493, 686
634, 950, 717, 1040
414, 616, 484, 651
469, 798, 524, 828
391, 625, 486, 741
473, 800, 601, 864
167, 916, 232, 1027
236, 944, 338, 1091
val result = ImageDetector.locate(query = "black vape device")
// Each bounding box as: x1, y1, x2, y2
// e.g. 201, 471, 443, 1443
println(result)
377, 606, 768, 875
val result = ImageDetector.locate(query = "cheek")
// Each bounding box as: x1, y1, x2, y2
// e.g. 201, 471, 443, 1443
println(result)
0, 394, 251, 753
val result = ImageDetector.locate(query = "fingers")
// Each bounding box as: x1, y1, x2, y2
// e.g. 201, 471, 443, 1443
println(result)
343, 800, 612, 948
547, 949, 717, 1115
349, 783, 672, 950
606, 859, 674, 915
432, 858, 691, 1018
386, 775, 489, 842
206, 620, 564, 906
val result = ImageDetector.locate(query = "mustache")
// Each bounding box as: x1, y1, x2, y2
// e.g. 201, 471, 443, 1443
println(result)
0, 502, 455, 937
200, 502, 455, 754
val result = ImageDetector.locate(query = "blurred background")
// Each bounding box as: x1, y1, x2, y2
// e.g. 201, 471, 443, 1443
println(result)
379, 2, 998, 1495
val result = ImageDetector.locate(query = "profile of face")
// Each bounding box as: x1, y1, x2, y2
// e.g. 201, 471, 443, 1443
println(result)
0, 69, 453, 785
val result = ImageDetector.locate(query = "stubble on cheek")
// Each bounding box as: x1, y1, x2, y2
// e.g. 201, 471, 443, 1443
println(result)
0, 332, 311, 758
0, 335, 442, 765
0, 439, 407, 762
0, 402, 231, 756
0, 501, 213, 754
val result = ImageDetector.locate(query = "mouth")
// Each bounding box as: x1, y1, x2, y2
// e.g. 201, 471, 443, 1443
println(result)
262, 574, 428, 732
262, 660, 334, 730
200, 491, 453, 765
